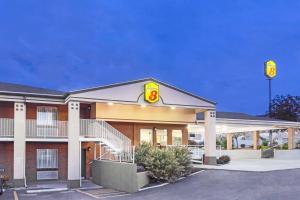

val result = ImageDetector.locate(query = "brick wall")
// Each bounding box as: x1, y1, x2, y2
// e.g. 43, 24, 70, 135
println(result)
0, 142, 13, 182
26, 142, 68, 182
0, 102, 14, 118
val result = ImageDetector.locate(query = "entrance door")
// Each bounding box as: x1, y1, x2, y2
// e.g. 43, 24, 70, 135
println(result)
81, 149, 86, 179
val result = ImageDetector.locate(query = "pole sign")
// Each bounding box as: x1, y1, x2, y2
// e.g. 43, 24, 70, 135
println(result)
264, 60, 277, 79
144, 82, 159, 103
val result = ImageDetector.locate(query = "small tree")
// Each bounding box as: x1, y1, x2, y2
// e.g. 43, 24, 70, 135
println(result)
269, 95, 300, 122
232, 133, 244, 149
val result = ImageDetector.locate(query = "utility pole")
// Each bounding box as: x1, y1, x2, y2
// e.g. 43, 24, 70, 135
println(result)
264, 60, 277, 146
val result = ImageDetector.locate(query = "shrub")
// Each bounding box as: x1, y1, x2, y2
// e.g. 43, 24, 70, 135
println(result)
281, 143, 288, 150
217, 155, 230, 165
262, 141, 269, 146
134, 142, 152, 167
240, 144, 246, 148
145, 149, 183, 183
171, 147, 192, 176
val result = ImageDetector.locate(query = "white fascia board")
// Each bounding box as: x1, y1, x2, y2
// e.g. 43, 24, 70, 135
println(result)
66, 96, 215, 110
196, 118, 300, 129
0, 138, 14, 141
0, 94, 65, 104
26, 138, 68, 142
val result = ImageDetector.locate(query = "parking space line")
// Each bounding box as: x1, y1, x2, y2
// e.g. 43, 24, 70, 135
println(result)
13, 191, 19, 200
76, 189, 100, 199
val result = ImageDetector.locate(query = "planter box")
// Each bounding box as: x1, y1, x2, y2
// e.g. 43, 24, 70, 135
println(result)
91, 160, 150, 193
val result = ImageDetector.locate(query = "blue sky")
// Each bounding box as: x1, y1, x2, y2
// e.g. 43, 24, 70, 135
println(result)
0, 0, 299, 115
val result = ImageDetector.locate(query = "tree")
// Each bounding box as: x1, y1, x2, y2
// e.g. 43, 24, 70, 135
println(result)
269, 95, 300, 122
232, 133, 245, 149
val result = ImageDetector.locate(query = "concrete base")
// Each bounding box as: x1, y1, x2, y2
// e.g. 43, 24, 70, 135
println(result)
68, 180, 80, 189
204, 156, 217, 165
13, 179, 25, 187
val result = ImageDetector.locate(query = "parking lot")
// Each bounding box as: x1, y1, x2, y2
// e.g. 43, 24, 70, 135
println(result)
4, 169, 300, 200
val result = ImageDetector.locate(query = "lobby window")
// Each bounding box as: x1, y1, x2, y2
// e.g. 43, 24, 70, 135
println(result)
156, 129, 168, 146
37, 149, 58, 169
140, 129, 153, 144
172, 130, 183, 146
37, 106, 58, 126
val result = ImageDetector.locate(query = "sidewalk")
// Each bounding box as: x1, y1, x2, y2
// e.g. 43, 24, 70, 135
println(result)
196, 159, 300, 172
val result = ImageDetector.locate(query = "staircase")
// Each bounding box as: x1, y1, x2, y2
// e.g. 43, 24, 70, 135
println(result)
80, 119, 134, 162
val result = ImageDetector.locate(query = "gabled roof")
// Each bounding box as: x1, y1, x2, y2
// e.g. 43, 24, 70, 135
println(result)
197, 111, 288, 122
0, 81, 66, 98
69, 78, 216, 105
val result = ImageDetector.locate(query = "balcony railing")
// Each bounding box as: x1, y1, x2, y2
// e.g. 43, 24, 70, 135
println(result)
0, 118, 14, 137
26, 119, 68, 138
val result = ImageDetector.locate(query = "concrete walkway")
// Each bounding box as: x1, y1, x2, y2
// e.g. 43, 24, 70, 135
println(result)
197, 159, 300, 171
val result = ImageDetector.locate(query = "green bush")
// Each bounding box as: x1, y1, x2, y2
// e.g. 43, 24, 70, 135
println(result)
281, 143, 288, 150
135, 144, 192, 183
262, 141, 269, 146
145, 148, 183, 183
171, 147, 192, 176
134, 142, 153, 167
217, 155, 230, 164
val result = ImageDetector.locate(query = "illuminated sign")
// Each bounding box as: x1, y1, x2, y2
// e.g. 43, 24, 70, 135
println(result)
264, 60, 277, 79
144, 82, 159, 103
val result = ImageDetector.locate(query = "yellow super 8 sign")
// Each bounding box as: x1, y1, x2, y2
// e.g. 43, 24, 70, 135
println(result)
144, 82, 159, 103
264, 60, 277, 79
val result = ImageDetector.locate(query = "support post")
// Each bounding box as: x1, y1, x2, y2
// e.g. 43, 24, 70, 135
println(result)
13, 102, 26, 187
204, 110, 217, 165
253, 131, 260, 150
68, 101, 81, 188
226, 134, 233, 150
288, 128, 295, 150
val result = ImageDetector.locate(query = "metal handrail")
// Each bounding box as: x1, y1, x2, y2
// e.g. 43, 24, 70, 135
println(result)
80, 119, 133, 162
0, 118, 14, 137
26, 119, 68, 138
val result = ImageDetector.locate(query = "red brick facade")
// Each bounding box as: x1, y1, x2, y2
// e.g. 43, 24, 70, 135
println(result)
25, 142, 68, 182
0, 142, 13, 182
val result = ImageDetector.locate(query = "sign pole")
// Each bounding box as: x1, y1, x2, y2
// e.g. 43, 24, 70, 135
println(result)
268, 78, 272, 146
264, 60, 277, 147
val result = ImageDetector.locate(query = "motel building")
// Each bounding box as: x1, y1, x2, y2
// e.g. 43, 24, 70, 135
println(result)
0, 78, 299, 188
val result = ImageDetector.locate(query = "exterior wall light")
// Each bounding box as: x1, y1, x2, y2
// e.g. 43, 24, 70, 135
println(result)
171, 106, 176, 110
141, 104, 147, 108
107, 102, 114, 106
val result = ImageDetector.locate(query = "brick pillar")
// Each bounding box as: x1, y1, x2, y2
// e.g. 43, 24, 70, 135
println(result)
13, 102, 26, 187
226, 134, 233, 150
253, 131, 260, 150
204, 110, 217, 165
288, 128, 295, 150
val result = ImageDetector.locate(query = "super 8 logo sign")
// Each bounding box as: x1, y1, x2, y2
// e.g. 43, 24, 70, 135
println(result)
144, 82, 159, 103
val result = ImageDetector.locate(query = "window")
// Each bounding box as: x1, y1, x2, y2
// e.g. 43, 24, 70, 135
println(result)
140, 129, 153, 144
156, 129, 168, 146
37, 106, 58, 126
172, 130, 182, 146
37, 149, 58, 169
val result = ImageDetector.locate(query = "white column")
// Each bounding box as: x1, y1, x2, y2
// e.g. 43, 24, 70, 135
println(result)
226, 133, 233, 150
288, 128, 295, 150
253, 131, 260, 150
68, 101, 81, 188
204, 110, 217, 165
13, 102, 26, 187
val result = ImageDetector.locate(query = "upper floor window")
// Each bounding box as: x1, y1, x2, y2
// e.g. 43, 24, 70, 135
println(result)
37, 106, 58, 126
